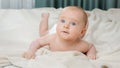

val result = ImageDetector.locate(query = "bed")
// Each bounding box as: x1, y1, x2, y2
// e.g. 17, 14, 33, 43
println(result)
0, 8, 120, 68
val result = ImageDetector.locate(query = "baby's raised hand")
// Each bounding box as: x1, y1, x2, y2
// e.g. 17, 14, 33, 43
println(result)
22, 50, 36, 59
41, 13, 49, 19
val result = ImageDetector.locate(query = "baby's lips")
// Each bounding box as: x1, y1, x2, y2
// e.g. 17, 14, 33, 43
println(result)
62, 31, 69, 34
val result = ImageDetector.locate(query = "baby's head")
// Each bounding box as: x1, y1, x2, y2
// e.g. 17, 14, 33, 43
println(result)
56, 6, 88, 40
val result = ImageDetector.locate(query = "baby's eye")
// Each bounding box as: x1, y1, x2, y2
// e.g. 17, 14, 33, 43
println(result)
61, 19, 65, 23
71, 22, 76, 26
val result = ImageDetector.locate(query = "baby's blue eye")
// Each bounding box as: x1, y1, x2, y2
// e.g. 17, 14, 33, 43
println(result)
71, 22, 76, 26
61, 19, 65, 23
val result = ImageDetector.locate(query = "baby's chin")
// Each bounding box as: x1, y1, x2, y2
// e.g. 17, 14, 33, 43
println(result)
60, 36, 77, 41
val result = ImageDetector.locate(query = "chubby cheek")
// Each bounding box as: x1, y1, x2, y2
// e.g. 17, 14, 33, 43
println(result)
70, 29, 81, 37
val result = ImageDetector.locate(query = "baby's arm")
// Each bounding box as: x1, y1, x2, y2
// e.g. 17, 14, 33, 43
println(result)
86, 44, 96, 60
39, 13, 49, 36
23, 34, 52, 59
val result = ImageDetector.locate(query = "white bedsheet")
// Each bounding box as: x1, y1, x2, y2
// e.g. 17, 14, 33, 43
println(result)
7, 47, 95, 68
0, 8, 120, 68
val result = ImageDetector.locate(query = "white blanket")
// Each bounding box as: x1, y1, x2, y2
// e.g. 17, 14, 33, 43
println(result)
7, 47, 95, 68
0, 8, 120, 68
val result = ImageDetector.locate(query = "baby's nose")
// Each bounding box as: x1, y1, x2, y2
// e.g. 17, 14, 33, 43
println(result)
64, 23, 69, 28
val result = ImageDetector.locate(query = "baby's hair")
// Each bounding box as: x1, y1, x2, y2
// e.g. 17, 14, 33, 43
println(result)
73, 6, 88, 29
62, 6, 88, 27
75, 6, 88, 27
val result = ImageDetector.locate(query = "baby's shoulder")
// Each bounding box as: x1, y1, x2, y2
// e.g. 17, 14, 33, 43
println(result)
76, 40, 91, 52
81, 40, 93, 48
48, 33, 57, 41
80, 40, 89, 45
78, 40, 93, 47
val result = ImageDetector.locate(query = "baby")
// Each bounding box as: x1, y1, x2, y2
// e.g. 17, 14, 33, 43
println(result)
23, 6, 96, 60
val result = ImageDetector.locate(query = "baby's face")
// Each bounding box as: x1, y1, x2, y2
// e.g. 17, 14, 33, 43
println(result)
56, 8, 86, 41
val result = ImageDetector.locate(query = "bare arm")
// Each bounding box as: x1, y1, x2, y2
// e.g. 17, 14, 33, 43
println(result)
28, 35, 50, 53
23, 34, 53, 59
39, 13, 49, 36
86, 44, 96, 60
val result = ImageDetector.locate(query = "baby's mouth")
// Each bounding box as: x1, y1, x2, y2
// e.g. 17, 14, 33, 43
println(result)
62, 31, 69, 34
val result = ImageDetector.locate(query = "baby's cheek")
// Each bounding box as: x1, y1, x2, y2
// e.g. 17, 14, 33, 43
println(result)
71, 29, 80, 34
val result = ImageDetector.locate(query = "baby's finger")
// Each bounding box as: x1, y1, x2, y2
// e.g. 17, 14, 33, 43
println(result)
93, 56, 96, 59
91, 56, 96, 60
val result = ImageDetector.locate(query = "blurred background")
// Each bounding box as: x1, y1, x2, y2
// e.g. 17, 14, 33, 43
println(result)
0, 0, 120, 10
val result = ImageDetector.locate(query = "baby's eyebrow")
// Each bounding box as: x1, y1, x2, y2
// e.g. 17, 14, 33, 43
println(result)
60, 16, 65, 19
71, 19, 79, 24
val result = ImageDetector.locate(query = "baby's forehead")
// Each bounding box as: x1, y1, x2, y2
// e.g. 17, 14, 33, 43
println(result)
62, 8, 85, 17
62, 7, 83, 13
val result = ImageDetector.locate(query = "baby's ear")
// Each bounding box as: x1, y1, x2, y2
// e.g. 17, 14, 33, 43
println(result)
81, 28, 87, 38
